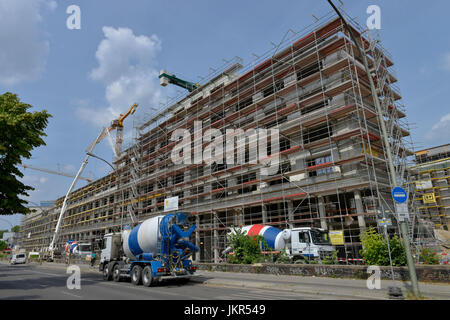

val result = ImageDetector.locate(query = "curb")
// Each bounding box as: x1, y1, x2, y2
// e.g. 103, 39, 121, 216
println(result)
190, 273, 388, 300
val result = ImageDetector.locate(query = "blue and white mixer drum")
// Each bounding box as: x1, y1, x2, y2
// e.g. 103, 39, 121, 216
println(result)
122, 216, 163, 259
239, 224, 290, 250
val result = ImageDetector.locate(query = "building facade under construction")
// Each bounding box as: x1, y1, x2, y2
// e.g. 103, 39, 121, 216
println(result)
410, 144, 450, 231
20, 13, 417, 263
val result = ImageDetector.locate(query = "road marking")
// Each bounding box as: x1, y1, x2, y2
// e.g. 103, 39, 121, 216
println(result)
60, 290, 82, 299
28, 270, 61, 277
80, 279, 206, 299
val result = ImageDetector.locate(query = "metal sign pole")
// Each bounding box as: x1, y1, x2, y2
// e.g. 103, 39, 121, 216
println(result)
326, 0, 420, 297
380, 206, 395, 283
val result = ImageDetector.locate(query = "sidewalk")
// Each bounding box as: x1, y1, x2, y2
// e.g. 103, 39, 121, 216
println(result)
191, 270, 450, 300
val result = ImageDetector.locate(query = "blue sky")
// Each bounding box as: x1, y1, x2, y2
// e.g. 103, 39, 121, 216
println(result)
1, 0, 449, 229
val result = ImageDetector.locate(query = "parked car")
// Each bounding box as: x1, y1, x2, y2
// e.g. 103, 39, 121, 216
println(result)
10, 253, 26, 265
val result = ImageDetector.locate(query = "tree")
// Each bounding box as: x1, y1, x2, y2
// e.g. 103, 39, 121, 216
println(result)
226, 227, 269, 264
359, 227, 406, 266
0, 92, 51, 215
0, 240, 7, 251
11, 225, 20, 233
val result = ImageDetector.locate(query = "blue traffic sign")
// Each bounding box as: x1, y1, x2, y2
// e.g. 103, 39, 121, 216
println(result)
377, 218, 392, 227
392, 187, 407, 203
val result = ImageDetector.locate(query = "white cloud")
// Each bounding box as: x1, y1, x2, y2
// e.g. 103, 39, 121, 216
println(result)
425, 113, 450, 141
76, 27, 164, 128
0, 0, 56, 86
63, 164, 76, 173
21, 174, 48, 186
39, 177, 48, 184
46, 1, 57, 12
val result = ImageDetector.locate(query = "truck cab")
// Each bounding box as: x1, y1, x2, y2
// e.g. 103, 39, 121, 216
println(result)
100, 233, 122, 267
75, 243, 93, 258
288, 227, 334, 260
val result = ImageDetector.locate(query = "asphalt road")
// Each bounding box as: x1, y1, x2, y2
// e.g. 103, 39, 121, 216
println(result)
0, 262, 359, 300
1, 262, 448, 300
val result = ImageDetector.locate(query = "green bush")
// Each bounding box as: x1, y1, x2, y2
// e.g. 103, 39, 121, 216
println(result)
359, 227, 406, 266
418, 248, 440, 265
0, 241, 7, 252
226, 227, 269, 264
303, 257, 319, 264
321, 250, 338, 265
275, 248, 292, 264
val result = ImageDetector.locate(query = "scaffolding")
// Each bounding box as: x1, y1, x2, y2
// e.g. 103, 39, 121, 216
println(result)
21, 10, 418, 263
407, 145, 450, 254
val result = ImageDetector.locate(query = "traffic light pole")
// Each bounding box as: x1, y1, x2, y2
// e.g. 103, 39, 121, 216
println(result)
327, 0, 420, 297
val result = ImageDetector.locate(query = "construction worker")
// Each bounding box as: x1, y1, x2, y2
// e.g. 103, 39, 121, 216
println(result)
90, 252, 96, 267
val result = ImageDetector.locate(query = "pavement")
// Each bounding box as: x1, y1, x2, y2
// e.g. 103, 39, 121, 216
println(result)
193, 269, 450, 300
1, 261, 449, 300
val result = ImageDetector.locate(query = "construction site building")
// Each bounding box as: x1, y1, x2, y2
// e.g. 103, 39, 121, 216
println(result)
20, 13, 416, 263
410, 144, 450, 231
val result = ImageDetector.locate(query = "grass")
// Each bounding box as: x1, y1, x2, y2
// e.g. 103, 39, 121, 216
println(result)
405, 288, 430, 300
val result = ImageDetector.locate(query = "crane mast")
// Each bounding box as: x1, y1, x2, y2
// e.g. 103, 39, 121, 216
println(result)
19, 164, 92, 182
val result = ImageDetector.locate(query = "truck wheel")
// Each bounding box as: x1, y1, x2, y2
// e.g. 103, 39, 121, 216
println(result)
112, 264, 121, 282
103, 263, 112, 281
142, 266, 154, 287
131, 265, 142, 285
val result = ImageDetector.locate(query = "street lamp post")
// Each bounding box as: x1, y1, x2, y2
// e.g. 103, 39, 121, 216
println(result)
86, 152, 114, 171
86, 152, 136, 225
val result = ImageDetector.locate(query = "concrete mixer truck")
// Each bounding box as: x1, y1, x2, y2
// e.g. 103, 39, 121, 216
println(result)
99, 212, 198, 286
225, 225, 335, 261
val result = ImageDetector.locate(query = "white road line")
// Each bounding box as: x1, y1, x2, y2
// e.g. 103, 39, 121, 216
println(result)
81, 279, 205, 299
60, 290, 82, 299
28, 270, 61, 277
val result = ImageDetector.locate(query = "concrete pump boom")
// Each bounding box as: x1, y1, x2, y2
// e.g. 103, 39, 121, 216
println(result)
48, 103, 138, 259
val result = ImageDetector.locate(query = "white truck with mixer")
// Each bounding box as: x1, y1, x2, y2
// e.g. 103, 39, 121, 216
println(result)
226, 224, 335, 261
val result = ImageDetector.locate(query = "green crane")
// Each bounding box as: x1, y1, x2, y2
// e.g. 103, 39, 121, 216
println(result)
159, 69, 200, 92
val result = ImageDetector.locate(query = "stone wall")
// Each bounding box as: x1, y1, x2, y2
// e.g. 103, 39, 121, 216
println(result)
196, 263, 450, 283
48, 257, 449, 283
